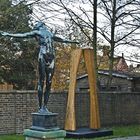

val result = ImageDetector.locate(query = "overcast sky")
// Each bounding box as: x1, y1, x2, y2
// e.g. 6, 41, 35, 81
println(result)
31, 0, 140, 66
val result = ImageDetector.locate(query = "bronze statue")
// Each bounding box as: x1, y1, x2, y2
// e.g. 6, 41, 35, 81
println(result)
0, 21, 79, 113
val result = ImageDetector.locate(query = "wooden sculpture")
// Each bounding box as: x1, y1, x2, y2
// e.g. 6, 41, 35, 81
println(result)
65, 48, 100, 131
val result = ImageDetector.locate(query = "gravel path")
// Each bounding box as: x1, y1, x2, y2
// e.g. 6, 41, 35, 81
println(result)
110, 136, 140, 140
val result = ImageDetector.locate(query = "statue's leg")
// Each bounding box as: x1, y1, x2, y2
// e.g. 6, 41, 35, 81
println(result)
38, 59, 46, 110
44, 61, 55, 107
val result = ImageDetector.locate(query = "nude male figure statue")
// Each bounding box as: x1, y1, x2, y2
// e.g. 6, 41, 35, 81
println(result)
0, 21, 79, 113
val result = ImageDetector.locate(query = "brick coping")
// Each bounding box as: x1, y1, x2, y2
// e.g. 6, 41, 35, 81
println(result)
0, 90, 139, 94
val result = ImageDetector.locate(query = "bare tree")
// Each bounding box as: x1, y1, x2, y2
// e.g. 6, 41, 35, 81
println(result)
98, 0, 140, 87
21, 0, 140, 87
30, 0, 99, 71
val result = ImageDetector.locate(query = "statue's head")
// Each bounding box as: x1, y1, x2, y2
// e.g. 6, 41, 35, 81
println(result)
33, 21, 45, 30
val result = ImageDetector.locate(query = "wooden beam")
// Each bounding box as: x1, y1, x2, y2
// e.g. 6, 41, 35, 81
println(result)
83, 49, 100, 129
65, 49, 82, 131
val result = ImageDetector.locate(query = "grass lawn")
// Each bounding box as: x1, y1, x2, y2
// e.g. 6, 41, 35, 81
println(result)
0, 135, 24, 140
0, 125, 139, 140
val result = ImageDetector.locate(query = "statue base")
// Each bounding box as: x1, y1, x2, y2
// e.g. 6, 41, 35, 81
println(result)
30, 112, 59, 131
24, 129, 66, 140
24, 112, 66, 140
66, 128, 113, 138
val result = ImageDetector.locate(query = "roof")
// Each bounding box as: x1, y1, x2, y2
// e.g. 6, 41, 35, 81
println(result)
77, 69, 140, 81
114, 55, 128, 72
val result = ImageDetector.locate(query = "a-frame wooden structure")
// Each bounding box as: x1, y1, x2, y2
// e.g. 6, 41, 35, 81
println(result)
65, 48, 100, 131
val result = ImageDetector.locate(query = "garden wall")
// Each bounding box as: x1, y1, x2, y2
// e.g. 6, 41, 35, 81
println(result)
0, 90, 140, 134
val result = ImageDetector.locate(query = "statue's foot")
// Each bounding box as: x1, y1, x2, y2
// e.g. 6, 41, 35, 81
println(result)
38, 106, 52, 114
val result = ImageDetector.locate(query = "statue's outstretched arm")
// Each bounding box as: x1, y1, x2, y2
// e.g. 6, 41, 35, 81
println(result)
0, 30, 37, 38
53, 36, 79, 44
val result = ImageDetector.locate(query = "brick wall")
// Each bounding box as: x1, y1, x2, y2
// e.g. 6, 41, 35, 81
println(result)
98, 92, 140, 126
0, 91, 140, 134
0, 91, 38, 134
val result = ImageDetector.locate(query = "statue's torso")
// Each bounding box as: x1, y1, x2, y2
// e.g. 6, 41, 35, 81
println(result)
36, 28, 55, 66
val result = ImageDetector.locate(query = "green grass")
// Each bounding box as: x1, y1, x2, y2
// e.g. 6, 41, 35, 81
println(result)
0, 135, 24, 140
0, 125, 140, 140
85, 125, 140, 140
112, 125, 140, 137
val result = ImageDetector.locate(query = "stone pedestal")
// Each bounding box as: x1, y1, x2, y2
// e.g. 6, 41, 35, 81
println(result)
24, 129, 66, 140
24, 112, 66, 140
31, 112, 59, 131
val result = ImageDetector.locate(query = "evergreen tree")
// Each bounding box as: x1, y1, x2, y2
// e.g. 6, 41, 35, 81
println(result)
0, 0, 37, 89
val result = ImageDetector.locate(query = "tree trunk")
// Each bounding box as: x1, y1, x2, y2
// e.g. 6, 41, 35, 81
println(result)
107, 0, 116, 89
93, 0, 98, 79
